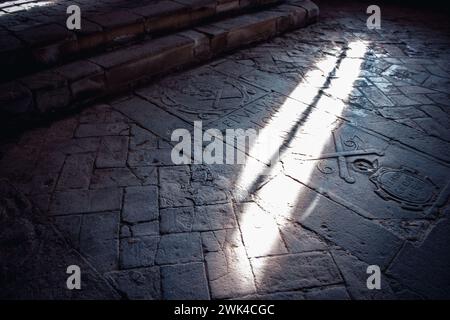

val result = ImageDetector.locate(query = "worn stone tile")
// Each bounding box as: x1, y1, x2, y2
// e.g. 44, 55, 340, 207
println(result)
0, 181, 119, 299
251, 252, 342, 293
130, 124, 158, 150
130, 166, 158, 185
113, 96, 191, 140
155, 232, 203, 265
160, 206, 195, 233
161, 262, 210, 299
236, 202, 287, 258
387, 218, 450, 299
120, 236, 160, 269
159, 166, 194, 208
49, 188, 123, 215
414, 117, 450, 138
47, 137, 100, 154
359, 86, 395, 107
106, 267, 161, 299
130, 221, 160, 237
57, 153, 95, 190
277, 219, 328, 254
128, 148, 173, 166
79, 211, 120, 272
96, 136, 129, 168
202, 229, 256, 299
75, 123, 129, 137
53, 214, 82, 249
304, 286, 350, 300
91, 168, 141, 189
332, 249, 396, 299
160, 203, 237, 233
122, 186, 159, 223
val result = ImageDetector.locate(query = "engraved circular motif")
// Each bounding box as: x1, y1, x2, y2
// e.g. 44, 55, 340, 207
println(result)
377, 170, 434, 204
370, 167, 438, 210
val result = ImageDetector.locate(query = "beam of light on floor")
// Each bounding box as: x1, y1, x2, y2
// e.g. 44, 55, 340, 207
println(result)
0, 0, 56, 13
232, 40, 368, 276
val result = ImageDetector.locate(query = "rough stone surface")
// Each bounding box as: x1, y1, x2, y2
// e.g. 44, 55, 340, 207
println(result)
2, 1, 450, 300
251, 252, 342, 293
161, 262, 210, 299
120, 236, 160, 269
106, 267, 161, 299
155, 233, 203, 265
122, 186, 159, 223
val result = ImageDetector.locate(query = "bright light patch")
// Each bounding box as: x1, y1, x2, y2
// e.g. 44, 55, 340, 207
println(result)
232, 40, 368, 281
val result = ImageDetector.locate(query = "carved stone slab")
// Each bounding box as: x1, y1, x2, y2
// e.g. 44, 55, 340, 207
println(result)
136, 66, 267, 123
283, 123, 450, 220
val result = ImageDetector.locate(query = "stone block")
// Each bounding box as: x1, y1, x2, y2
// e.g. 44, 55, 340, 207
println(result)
195, 24, 228, 54
155, 233, 203, 265
87, 11, 144, 42
137, 1, 191, 33
79, 211, 120, 272
16, 23, 75, 46
120, 236, 160, 269
215, 13, 277, 51
106, 267, 161, 299
56, 153, 95, 190
123, 186, 159, 223
75, 123, 129, 137
217, 0, 239, 13
289, 0, 319, 24
251, 252, 342, 293
96, 136, 129, 168
203, 229, 256, 299
179, 30, 211, 59
91, 168, 141, 189
272, 4, 308, 32
49, 188, 123, 215
161, 262, 210, 299
92, 35, 193, 89
20, 71, 71, 113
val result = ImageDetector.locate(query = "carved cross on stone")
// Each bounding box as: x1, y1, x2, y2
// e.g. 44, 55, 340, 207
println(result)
306, 131, 384, 183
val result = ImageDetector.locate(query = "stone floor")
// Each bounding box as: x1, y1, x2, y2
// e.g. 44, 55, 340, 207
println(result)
1, 1, 450, 299
0, 0, 157, 31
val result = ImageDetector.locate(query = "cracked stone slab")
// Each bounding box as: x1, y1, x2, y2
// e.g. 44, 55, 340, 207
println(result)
202, 229, 256, 299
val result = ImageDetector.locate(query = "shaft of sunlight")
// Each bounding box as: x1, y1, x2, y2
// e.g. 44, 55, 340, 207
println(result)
234, 40, 368, 264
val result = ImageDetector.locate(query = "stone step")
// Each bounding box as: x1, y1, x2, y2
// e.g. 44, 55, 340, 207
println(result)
0, 0, 283, 81
0, 0, 318, 121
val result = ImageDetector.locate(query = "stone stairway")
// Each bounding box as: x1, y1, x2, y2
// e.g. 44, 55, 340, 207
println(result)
0, 0, 318, 123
